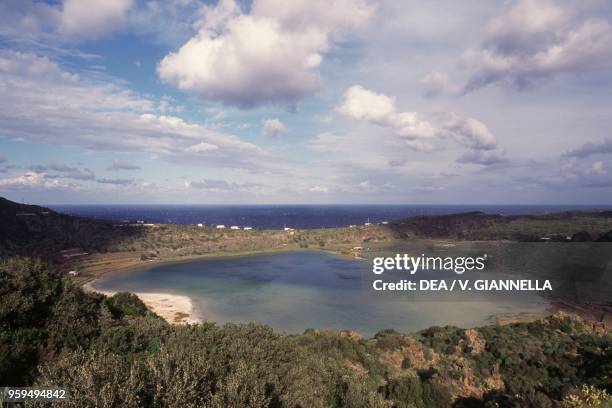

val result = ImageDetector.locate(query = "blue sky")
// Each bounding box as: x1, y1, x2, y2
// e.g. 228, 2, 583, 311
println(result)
0, 0, 611, 204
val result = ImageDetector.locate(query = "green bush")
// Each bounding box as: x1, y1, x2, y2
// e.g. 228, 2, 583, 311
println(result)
2, 256, 611, 406
106, 292, 149, 318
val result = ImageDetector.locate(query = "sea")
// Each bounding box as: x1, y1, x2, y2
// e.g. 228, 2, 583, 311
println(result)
48, 204, 607, 230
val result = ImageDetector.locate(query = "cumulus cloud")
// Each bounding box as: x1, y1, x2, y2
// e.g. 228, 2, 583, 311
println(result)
563, 138, 612, 158
0, 50, 276, 172
107, 160, 141, 171
459, 0, 612, 93
262, 119, 288, 138
337, 85, 437, 144
158, 0, 372, 108
337, 85, 499, 153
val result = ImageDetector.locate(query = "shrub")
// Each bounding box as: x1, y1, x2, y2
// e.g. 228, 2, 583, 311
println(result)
384, 375, 423, 408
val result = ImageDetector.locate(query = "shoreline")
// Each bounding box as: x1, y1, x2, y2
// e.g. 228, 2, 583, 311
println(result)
76, 248, 359, 326
76, 245, 610, 332
83, 281, 200, 325
77, 247, 341, 285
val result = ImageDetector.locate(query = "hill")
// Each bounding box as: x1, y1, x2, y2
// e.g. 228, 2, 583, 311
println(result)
389, 210, 612, 241
0, 197, 143, 258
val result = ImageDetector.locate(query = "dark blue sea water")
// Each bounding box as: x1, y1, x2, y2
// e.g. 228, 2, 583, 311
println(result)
50, 204, 608, 229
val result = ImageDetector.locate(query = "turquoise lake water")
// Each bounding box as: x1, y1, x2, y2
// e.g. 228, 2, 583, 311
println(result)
94, 251, 550, 336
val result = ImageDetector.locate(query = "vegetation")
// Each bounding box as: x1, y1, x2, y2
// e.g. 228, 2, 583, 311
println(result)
387, 210, 612, 241
1, 257, 610, 407
1, 197, 611, 406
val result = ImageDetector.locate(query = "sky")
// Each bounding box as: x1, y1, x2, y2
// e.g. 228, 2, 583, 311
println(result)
0, 0, 611, 205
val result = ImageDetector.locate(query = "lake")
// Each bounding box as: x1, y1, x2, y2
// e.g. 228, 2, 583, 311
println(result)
93, 251, 550, 336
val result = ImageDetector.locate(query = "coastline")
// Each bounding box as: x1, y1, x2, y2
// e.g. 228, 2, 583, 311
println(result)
83, 281, 200, 325
74, 242, 610, 331
76, 247, 359, 326
77, 246, 335, 284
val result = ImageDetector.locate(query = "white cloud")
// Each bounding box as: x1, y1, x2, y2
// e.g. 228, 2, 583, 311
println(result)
158, 0, 372, 108
459, 0, 612, 93
357, 180, 372, 190
59, 0, 134, 40
308, 185, 329, 193
0, 171, 75, 190
185, 142, 219, 153
337, 85, 499, 151
337, 85, 437, 143
0, 50, 277, 172
0, 0, 134, 44
262, 118, 288, 138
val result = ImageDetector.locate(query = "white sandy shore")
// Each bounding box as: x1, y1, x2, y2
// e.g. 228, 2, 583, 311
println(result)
83, 281, 200, 325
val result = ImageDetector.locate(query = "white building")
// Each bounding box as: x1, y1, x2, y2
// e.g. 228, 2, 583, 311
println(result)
230, 226, 240, 230
216, 225, 226, 229
284, 227, 294, 231
197, 223, 204, 228
243, 226, 253, 230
